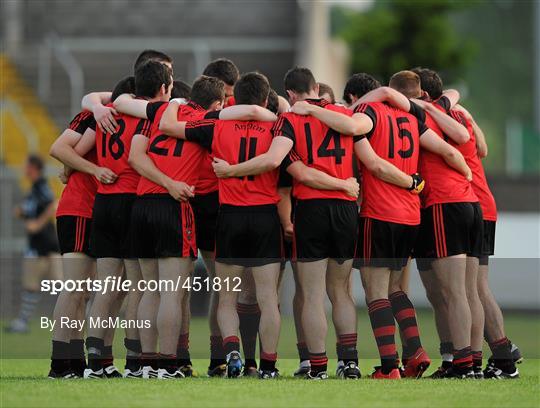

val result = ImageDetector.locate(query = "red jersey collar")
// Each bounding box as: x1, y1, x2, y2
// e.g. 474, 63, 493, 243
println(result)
305, 98, 329, 108
187, 101, 206, 112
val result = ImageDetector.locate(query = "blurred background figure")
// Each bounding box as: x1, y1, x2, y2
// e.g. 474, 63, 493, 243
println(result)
5, 154, 61, 333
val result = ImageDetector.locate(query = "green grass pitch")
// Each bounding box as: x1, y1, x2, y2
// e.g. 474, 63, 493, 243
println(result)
1, 311, 539, 407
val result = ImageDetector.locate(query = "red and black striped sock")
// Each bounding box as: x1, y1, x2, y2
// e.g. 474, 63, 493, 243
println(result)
102, 345, 114, 368
158, 353, 178, 373
453, 346, 473, 373
389, 291, 422, 356
237, 303, 260, 368
472, 350, 482, 368
309, 352, 328, 375
297, 342, 309, 363
223, 335, 241, 355
336, 333, 358, 364
176, 333, 191, 366
260, 351, 277, 371
368, 298, 398, 374
488, 337, 514, 370
210, 335, 226, 367
141, 352, 159, 370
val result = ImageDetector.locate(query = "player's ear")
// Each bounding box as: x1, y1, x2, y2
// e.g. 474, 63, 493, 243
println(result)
314, 83, 320, 96
286, 90, 295, 103
262, 97, 268, 109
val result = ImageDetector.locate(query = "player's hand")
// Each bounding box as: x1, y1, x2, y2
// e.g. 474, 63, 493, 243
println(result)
25, 220, 40, 234
343, 177, 360, 198
465, 167, 473, 182
166, 180, 195, 202
290, 101, 313, 116
93, 104, 118, 134
408, 173, 425, 195
283, 222, 294, 242
94, 167, 118, 184
58, 169, 69, 184
212, 158, 232, 178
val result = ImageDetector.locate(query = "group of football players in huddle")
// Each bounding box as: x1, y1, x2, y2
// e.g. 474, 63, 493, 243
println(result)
47, 49, 521, 381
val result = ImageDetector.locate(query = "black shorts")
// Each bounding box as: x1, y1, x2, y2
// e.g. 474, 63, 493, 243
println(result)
56, 216, 92, 255
90, 193, 137, 258
480, 220, 496, 265
355, 217, 419, 271
293, 199, 358, 263
190, 191, 219, 252
215, 204, 282, 267
130, 194, 196, 259
415, 202, 483, 260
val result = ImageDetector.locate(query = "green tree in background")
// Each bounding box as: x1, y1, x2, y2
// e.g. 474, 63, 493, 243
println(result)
332, 0, 476, 83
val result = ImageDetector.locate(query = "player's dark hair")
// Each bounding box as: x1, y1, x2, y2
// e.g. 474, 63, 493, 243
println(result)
190, 76, 225, 109
411, 67, 444, 100
318, 82, 335, 103
134, 60, 173, 98
233, 72, 270, 106
202, 58, 240, 86
172, 80, 192, 99
284, 66, 317, 94
267, 89, 279, 114
389, 70, 422, 99
343, 73, 381, 104
27, 154, 44, 172
133, 49, 173, 71
111, 76, 136, 101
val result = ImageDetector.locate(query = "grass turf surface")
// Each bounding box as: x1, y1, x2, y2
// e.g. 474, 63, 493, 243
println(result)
1, 311, 539, 407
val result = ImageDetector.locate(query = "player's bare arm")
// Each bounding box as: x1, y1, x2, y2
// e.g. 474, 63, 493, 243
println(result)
353, 86, 412, 112
113, 93, 148, 118
441, 89, 460, 108
420, 128, 472, 181
212, 136, 293, 178
128, 134, 194, 202
277, 186, 294, 241
217, 104, 278, 122
81, 91, 117, 134
354, 138, 420, 191
49, 128, 117, 184
418, 100, 470, 144
291, 101, 373, 136
454, 104, 488, 157
160, 102, 277, 138
286, 161, 359, 198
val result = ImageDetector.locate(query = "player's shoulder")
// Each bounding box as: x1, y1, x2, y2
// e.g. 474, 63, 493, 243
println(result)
325, 102, 352, 116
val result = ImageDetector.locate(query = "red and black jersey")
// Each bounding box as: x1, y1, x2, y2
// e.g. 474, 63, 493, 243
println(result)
419, 97, 478, 208
185, 117, 280, 206
57, 111, 99, 218
137, 101, 213, 195
95, 103, 149, 194
449, 110, 497, 220
354, 101, 427, 225
274, 99, 356, 201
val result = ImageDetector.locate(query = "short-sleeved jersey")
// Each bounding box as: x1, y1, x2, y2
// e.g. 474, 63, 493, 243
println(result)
354, 101, 427, 225
419, 97, 478, 207
449, 110, 497, 220
274, 99, 356, 201
95, 103, 149, 194
137, 101, 212, 195
185, 118, 279, 206
57, 111, 99, 218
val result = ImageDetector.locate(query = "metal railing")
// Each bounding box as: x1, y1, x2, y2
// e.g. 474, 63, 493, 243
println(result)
37, 33, 296, 119
38, 33, 84, 118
